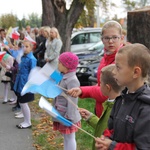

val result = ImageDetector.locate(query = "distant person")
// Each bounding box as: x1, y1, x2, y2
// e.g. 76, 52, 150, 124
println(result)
34, 26, 50, 67
44, 27, 62, 69
24, 25, 35, 41
79, 64, 123, 150
95, 43, 150, 150
68, 20, 124, 117
0, 53, 14, 104
36, 27, 45, 47
14, 40, 37, 129
53, 52, 81, 150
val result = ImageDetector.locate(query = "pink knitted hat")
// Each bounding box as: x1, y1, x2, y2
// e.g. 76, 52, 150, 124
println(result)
59, 52, 79, 72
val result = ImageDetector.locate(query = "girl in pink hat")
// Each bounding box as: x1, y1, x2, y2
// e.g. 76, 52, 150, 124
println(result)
52, 52, 81, 150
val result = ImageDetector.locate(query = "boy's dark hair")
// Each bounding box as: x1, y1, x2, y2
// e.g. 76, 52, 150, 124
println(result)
101, 64, 122, 93
118, 43, 150, 78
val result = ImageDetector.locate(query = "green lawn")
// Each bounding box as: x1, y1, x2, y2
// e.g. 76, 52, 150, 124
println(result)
76, 98, 95, 150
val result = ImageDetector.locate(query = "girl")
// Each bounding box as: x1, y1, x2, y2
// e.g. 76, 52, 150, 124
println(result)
14, 40, 37, 129
68, 20, 125, 117
53, 52, 81, 150
0, 53, 14, 104
44, 27, 62, 69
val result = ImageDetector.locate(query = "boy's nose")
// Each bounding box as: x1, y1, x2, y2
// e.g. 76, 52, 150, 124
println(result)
112, 68, 116, 75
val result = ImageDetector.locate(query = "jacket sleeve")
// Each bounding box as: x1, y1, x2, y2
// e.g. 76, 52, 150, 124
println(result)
80, 85, 107, 103
64, 79, 80, 122
47, 40, 62, 61
87, 114, 99, 129
133, 104, 150, 149
103, 129, 135, 150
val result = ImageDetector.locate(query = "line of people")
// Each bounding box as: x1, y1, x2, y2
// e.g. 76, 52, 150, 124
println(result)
0, 20, 150, 150
0, 25, 63, 128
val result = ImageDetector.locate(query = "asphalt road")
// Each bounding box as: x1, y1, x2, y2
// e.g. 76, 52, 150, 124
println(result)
0, 76, 35, 150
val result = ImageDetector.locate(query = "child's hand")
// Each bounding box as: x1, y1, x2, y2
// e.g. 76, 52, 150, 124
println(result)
78, 108, 91, 120
95, 135, 112, 150
0, 61, 6, 68
67, 87, 82, 97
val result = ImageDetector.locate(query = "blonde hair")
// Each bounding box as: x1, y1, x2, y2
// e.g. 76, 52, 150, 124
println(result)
101, 64, 122, 93
50, 27, 61, 41
23, 40, 33, 49
102, 20, 122, 35
43, 26, 51, 38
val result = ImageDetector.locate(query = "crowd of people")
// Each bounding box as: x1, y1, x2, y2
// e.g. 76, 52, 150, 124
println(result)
0, 20, 150, 150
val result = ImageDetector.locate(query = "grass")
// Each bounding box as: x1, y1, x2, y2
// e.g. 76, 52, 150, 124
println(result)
30, 94, 96, 150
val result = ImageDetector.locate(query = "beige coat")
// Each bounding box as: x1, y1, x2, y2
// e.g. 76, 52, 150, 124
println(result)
0, 54, 14, 82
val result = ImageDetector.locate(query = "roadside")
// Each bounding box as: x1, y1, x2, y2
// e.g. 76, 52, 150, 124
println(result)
0, 77, 35, 150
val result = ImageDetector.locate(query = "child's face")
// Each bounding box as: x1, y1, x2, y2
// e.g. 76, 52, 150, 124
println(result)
23, 42, 32, 54
102, 28, 124, 53
58, 61, 69, 74
113, 53, 134, 87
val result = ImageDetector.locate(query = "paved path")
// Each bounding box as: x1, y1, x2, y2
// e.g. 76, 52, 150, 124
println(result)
0, 78, 35, 150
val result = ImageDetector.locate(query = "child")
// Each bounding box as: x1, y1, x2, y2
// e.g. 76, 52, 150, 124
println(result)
14, 40, 37, 129
95, 43, 150, 150
0, 53, 14, 104
79, 64, 123, 150
53, 52, 81, 150
68, 20, 125, 117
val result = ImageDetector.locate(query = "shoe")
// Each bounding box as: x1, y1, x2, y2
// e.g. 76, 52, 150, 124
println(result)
2, 101, 7, 104
9, 100, 17, 105
15, 111, 22, 116
15, 113, 24, 119
8, 98, 15, 102
12, 106, 21, 112
16, 124, 32, 129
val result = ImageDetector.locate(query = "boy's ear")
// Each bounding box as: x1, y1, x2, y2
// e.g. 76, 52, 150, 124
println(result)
133, 66, 141, 78
106, 84, 111, 91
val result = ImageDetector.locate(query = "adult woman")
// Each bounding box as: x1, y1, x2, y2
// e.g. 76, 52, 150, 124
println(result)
34, 26, 50, 67
44, 27, 62, 69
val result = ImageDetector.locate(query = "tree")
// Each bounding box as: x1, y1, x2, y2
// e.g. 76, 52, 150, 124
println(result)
41, 0, 89, 52
0, 13, 18, 29
127, 6, 150, 49
123, 0, 150, 11
28, 13, 42, 28
75, 0, 96, 28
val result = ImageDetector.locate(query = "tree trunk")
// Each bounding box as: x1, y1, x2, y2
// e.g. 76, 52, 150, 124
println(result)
127, 6, 150, 49
41, 0, 86, 53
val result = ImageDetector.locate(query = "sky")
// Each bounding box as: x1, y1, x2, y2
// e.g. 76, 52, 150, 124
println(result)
0, 0, 42, 19
0, 0, 126, 20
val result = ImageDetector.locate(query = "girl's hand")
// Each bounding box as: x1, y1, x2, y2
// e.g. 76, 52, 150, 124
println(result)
0, 61, 7, 68
95, 135, 112, 150
78, 108, 91, 120
67, 87, 82, 97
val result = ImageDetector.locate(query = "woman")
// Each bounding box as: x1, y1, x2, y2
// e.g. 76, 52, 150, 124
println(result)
44, 27, 62, 69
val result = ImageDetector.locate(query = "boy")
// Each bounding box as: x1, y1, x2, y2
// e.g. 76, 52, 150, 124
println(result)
95, 43, 150, 150
79, 64, 123, 150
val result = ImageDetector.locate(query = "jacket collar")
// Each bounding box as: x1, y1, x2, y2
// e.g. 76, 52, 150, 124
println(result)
63, 71, 76, 80
23, 52, 32, 58
120, 84, 146, 101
